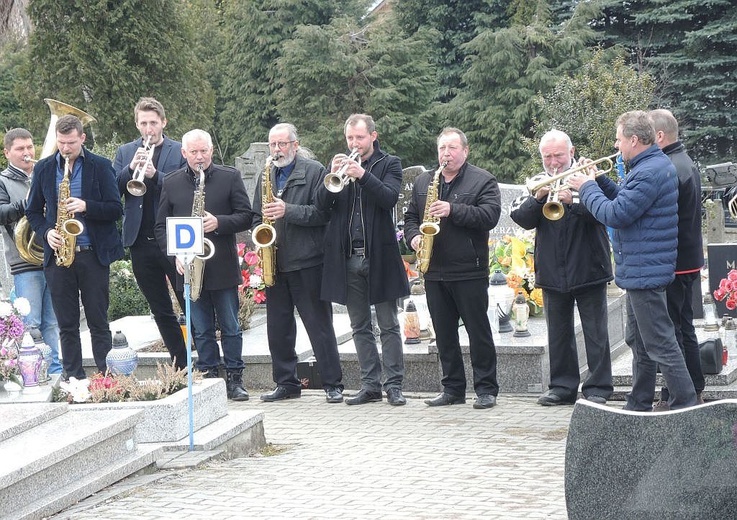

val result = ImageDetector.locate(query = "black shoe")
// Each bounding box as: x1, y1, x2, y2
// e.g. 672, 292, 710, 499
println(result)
225, 370, 249, 401
585, 395, 607, 405
386, 388, 407, 406
345, 389, 382, 405
537, 390, 574, 406
473, 394, 497, 409
325, 387, 344, 403
425, 392, 465, 407
260, 386, 301, 402
202, 368, 220, 379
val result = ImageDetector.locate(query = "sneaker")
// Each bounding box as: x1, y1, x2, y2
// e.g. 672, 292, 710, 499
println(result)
326, 387, 344, 403
652, 399, 670, 412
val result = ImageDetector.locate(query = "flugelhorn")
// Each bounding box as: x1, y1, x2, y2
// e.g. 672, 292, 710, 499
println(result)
324, 148, 361, 193
526, 153, 620, 196
126, 135, 154, 196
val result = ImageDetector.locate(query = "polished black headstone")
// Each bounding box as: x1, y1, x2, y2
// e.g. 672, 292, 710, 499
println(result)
565, 400, 737, 520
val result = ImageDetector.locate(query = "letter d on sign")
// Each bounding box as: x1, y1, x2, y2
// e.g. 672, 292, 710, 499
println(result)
175, 224, 195, 248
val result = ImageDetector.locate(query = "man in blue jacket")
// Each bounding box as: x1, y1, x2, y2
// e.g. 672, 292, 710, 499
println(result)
114, 97, 188, 370
568, 110, 697, 411
26, 115, 124, 380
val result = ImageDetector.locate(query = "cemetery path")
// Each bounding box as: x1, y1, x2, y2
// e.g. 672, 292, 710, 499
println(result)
52, 393, 573, 519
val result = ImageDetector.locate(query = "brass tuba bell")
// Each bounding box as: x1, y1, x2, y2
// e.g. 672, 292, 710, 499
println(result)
14, 98, 97, 266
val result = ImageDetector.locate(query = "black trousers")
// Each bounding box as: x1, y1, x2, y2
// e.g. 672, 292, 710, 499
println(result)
265, 264, 343, 391
426, 278, 499, 397
45, 250, 111, 379
130, 237, 187, 370
542, 284, 613, 400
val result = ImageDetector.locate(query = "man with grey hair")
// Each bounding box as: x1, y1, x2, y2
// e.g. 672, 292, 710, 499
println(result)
155, 129, 253, 400
254, 123, 344, 403
649, 109, 705, 409
510, 129, 613, 406
568, 110, 698, 411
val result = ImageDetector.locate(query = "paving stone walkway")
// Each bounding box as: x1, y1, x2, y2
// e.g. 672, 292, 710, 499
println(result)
52, 392, 574, 519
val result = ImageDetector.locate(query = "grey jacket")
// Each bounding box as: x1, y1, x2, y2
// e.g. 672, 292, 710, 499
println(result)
251, 154, 330, 273
0, 165, 39, 275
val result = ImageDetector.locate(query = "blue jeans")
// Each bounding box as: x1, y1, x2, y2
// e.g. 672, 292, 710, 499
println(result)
625, 288, 697, 411
345, 254, 404, 392
14, 270, 61, 374
190, 287, 244, 372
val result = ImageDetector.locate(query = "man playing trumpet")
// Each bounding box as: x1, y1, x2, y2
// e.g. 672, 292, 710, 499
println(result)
510, 129, 613, 406
114, 97, 188, 370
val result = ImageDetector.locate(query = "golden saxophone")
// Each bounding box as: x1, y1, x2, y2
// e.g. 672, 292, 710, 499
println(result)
189, 164, 215, 301
54, 155, 84, 267
252, 156, 277, 287
416, 162, 447, 274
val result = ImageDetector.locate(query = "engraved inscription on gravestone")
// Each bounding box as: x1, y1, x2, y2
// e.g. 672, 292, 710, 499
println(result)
490, 182, 528, 242
395, 166, 428, 225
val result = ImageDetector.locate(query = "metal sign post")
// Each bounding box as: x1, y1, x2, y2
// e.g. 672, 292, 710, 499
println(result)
166, 217, 205, 452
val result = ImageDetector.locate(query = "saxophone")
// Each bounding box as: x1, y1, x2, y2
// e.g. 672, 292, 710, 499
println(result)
189, 165, 215, 301
252, 156, 277, 287
416, 162, 447, 274
55, 154, 84, 267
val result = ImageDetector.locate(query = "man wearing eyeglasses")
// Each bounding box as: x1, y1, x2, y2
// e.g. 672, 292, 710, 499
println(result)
317, 114, 409, 406
253, 123, 344, 404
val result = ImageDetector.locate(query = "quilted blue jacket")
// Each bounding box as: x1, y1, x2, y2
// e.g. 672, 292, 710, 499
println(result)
578, 144, 678, 290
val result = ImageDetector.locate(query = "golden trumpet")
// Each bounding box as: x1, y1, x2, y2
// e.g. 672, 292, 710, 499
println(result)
526, 153, 620, 196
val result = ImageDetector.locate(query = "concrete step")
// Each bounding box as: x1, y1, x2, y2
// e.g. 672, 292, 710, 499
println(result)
0, 404, 158, 520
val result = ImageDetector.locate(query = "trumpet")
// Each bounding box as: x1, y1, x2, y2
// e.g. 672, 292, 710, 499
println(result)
324, 148, 361, 193
526, 153, 620, 196
23, 155, 38, 164
126, 135, 154, 196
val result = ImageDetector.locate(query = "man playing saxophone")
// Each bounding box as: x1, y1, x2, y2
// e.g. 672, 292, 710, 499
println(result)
26, 115, 124, 381
252, 123, 344, 404
404, 127, 501, 409
154, 129, 253, 400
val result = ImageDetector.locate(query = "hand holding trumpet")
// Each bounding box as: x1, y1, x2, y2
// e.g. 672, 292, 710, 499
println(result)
565, 157, 598, 192
330, 150, 364, 181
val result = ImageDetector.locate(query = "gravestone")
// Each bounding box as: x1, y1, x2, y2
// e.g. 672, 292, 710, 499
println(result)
491, 182, 528, 242
565, 400, 737, 520
235, 142, 270, 203
707, 243, 737, 318
396, 165, 428, 224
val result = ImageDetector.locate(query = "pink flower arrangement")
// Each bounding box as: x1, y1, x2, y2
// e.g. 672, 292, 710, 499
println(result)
0, 298, 31, 384
238, 243, 267, 304
714, 269, 737, 310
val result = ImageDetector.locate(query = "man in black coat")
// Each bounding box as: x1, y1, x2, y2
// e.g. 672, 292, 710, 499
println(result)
26, 115, 124, 380
405, 127, 501, 409
253, 123, 343, 404
155, 129, 253, 400
510, 129, 613, 406
649, 109, 705, 409
317, 114, 409, 406
114, 97, 188, 370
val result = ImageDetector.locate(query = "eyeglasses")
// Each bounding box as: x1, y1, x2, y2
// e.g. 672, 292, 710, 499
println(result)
268, 140, 295, 149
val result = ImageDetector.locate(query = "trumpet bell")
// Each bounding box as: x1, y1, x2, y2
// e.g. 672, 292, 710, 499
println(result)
126, 179, 147, 197
542, 201, 565, 221
252, 223, 276, 248
62, 218, 84, 237
419, 222, 440, 236
324, 173, 346, 193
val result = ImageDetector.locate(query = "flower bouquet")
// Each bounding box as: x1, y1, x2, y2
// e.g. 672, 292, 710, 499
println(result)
489, 232, 543, 315
0, 298, 31, 386
238, 243, 267, 330
714, 269, 737, 310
